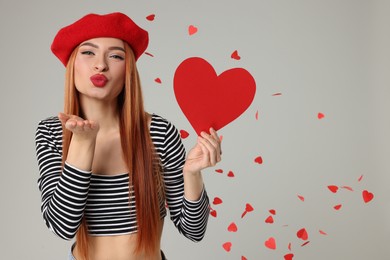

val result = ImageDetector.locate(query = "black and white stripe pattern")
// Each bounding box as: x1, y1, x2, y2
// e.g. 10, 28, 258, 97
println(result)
35, 114, 210, 241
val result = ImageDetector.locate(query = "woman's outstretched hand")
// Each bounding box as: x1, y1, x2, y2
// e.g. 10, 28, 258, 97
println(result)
183, 128, 222, 175
58, 112, 99, 139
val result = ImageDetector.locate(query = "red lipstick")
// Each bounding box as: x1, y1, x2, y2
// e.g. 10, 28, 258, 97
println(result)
90, 74, 108, 87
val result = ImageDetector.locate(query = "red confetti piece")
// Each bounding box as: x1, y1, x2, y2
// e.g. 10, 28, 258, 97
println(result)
255, 110, 259, 120
327, 185, 339, 193
265, 237, 276, 250
269, 209, 276, 215
231, 50, 241, 60
213, 197, 223, 205
301, 241, 310, 247
215, 169, 224, 174
334, 204, 342, 210
241, 256, 247, 260
254, 156, 263, 164
341, 186, 354, 191
265, 215, 274, 224
222, 242, 232, 252
227, 171, 235, 177
358, 175, 364, 182
179, 129, 189, 139
241, 203, 254, 218
362, 190, 374, 203
297, 228, 308, 241
144, 52, 154, 57
319, 230, 327, 235
272, 92, 282, 96
155, 78, 162, 84
317, 112, 325, 119
227, 222, 238, 232
146, 14, 155, 21
288, 242, 292, 251
188, 25, 198, 35
210, 208, 217, 218
297, 195, 305, 202
284, 253, 294, 260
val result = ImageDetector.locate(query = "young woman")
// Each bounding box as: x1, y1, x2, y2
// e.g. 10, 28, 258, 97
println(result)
35, 12, 222, 260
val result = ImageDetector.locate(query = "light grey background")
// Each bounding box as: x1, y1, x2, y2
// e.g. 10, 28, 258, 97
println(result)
0, 0, 389, 259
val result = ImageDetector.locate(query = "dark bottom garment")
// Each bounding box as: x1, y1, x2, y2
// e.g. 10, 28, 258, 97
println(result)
69, 243, 167, 259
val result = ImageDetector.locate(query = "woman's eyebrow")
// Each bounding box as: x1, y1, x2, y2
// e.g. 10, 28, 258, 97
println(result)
80, 42, 125, 52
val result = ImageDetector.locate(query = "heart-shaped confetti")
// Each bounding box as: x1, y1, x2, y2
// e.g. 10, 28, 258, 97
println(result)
227, 222, 238, 232
265, 215, 274, 224
223, 242, 232, 252
297, 195, 305, 202
155, 78, 162, 84
188, 25, 198, 35
284, 253, 294, 260
301, 241, 310, 247
272, 92, 282, 96
265, 237, 276, 250
231, 50, 241, 60
213, 197, 223, 205
241, 257, 247, 260
341, 186, 354, 191
358, 175, 364, 182
319, 230, 327, 235
269, 209, 276, 215
254, 156, 263, 164
215, 169, 223, 174
362, 190, 374, 203
210, 209, 217, 218
174, 57, 256, 135
241, 203, 254, 218
327, 185, 339, 193
255, 110, 259, 120
288, 242, 292, 251
317, 112, 325, 119
146, 14, 155, 21
179, 130, 189, 139
297, 228, 308, 241
334, 204, 342, 210
227, 171, 235, 177
144, 52, 154, 57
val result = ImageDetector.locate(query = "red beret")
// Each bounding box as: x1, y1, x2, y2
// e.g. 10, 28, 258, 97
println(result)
51, 12, 149, 66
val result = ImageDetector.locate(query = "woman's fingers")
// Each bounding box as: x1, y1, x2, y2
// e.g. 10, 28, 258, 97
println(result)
58, 112, 99, 134
199, 129, 222, 166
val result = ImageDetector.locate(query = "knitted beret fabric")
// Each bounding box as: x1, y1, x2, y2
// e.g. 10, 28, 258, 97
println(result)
51, 12, 149, 66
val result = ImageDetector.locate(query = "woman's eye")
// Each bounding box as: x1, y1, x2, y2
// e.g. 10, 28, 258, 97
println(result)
110, 54, 124, 60
81, 51, 94, 55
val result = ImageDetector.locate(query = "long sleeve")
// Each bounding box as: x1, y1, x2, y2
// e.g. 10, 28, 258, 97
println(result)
150, 115, 210, 242
35, 117, 90, 240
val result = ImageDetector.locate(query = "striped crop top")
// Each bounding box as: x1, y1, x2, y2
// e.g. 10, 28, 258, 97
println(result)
35, 114, 210, 241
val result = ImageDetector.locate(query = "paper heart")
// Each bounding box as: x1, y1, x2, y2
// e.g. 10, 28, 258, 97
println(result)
362, 190, 374, 203
245, 203, 254, 212
297, 228, 308, 240
227, 222, 238, 232
265, 215, 274, 224
284, 253, 294, 260
231, 50, 241, 60
327, 185, 339, 193
222, 242, 232, 252
179, 129, 189, 139
265, 237, 276, 250
254, 156, 263, 164
210, 209, 217, 218
174, 57, 256, 135
188, 25, 198, 35
146, 14, 155, 21
227, 171, 235, 177
213, 197, 223, 205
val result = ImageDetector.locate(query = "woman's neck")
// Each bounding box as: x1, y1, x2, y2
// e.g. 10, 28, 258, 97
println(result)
79, 96, 120, 133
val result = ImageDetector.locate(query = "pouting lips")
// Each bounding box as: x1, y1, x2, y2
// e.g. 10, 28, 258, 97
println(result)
90, 74, 108, 87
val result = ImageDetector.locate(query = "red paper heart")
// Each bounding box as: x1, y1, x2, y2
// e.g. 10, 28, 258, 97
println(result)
245, 203, 254, 212
146, 14, 155, 21
265, 215, 274, 224
179, 129, 189, 139
297, 228, 308, 241
334, 204, 342, 210
227, 222, 238, 232
284, 253, 294, 260
227, 171, 235, 177
254, 156, 263, 164
265, 237, 276, 250
188, 25, 198, 35
174, 57, 256, 135
213, 197, 223, 205
210, 209, 217, 218
223, 242, 232, 252
231, 50, 241, 60
317, 112, 325, 119
215, 169, 223, 174
327, 185, 339, 193
362, 190, 374, 203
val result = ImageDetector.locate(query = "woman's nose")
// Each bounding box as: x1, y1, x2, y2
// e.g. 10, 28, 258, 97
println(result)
94, 58, 108, 72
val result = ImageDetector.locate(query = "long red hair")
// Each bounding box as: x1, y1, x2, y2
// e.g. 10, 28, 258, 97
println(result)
62, 43, 163, 259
